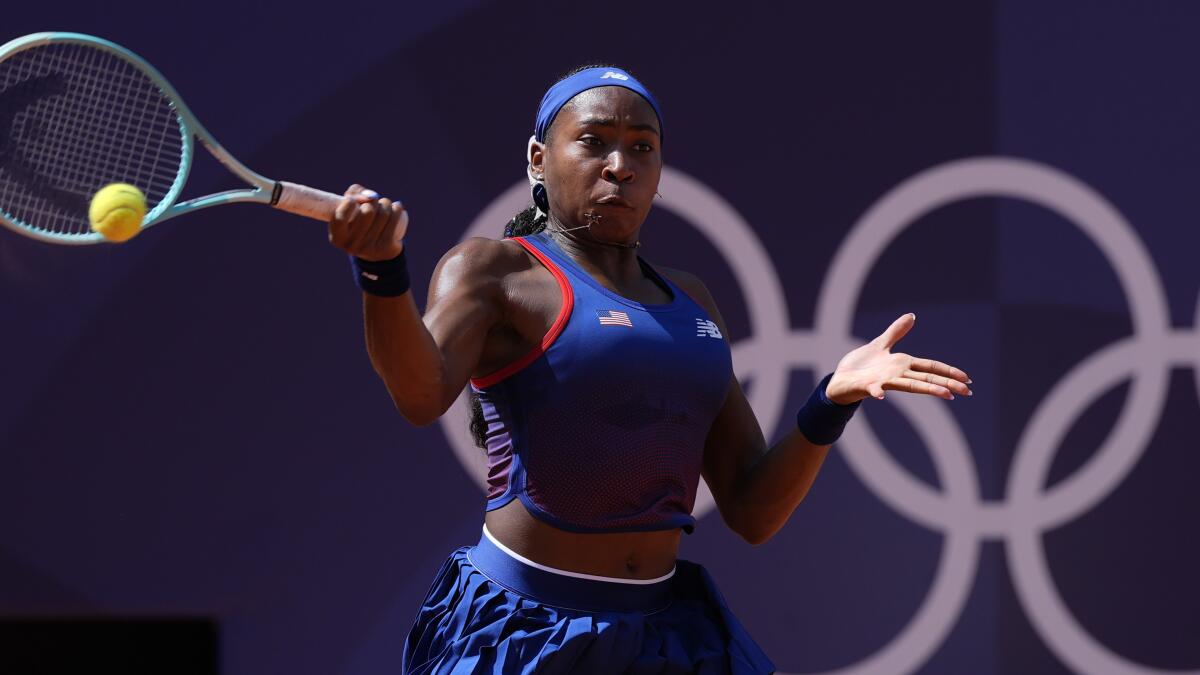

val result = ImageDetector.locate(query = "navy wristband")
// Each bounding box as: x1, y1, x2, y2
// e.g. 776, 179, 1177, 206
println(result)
795, 373, 861, 445
351, 250, 410, 297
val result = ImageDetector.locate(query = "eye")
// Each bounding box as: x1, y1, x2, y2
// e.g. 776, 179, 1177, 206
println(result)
579, 135, 603, 146
634, 142, 655, 152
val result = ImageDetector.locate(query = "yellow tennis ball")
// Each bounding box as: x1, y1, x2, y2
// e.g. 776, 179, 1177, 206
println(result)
89, 183, 147, 242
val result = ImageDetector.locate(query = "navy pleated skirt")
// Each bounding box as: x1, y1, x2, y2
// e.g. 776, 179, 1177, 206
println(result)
402, 529, 775, 674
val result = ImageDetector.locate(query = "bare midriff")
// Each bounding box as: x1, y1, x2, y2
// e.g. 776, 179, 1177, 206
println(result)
483, 500, 683, 580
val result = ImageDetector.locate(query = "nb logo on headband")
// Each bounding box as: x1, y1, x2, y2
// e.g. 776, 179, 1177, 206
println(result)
601, 71, 630, 81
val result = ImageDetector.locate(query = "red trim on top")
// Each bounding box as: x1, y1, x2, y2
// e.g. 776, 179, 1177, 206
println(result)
470, 237, 574, 389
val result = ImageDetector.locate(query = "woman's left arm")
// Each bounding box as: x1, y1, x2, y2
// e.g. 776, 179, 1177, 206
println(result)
661, 269, 971, 545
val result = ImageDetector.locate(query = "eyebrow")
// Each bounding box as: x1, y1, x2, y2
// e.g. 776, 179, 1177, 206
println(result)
577, 116, 660, 137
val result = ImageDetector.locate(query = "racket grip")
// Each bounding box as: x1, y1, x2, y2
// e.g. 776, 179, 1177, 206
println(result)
272, 181, 344, 221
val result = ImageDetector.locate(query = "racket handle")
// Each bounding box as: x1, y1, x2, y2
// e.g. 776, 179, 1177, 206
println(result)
272, 181, 344, 221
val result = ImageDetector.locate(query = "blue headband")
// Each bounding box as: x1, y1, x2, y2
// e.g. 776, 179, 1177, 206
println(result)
534, 67, 663, 143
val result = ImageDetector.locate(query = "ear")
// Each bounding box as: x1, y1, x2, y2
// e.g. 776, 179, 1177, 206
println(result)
528, 136, 547, 178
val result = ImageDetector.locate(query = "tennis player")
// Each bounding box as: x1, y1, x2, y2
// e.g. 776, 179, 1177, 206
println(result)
328, 66, 972, 674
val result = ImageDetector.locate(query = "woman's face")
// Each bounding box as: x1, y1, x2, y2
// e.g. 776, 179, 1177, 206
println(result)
532, 86, 662, 243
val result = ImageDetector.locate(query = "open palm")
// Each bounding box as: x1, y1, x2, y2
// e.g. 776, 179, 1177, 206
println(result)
826, 313, 972, 405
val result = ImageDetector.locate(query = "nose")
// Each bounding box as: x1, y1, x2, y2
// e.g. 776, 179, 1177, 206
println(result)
601, 150, 634, 184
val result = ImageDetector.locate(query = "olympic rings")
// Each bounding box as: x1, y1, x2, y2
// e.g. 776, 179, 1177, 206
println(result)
444, 158, 1199, 675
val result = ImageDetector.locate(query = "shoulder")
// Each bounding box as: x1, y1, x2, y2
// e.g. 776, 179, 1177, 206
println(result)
654, 264, 732, 336
657, 261, 729, 336
655, 265, 719, 315
432, 236, 535, 284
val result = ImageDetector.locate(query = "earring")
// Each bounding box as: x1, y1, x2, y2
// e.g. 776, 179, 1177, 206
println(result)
532, 181, 550, 213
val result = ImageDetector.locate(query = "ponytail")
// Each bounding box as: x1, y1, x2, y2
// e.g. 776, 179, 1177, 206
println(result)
504, 204, 547, 238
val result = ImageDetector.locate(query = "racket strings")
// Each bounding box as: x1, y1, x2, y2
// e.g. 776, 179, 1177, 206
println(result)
0, 42, 185, 237
12, 45, 181, 224
15, 46, 179, 202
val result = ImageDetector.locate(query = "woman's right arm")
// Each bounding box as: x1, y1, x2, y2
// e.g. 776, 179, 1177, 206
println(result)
330, 185, 511, 426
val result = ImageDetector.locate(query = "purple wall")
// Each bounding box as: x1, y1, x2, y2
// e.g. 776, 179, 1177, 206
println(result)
2, 2, 1198, 673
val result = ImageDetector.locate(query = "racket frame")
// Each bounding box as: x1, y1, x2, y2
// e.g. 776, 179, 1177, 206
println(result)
0, 32, 299, 244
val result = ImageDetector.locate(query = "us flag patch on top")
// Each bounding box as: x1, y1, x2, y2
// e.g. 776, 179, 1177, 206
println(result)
596, 309, 633, 327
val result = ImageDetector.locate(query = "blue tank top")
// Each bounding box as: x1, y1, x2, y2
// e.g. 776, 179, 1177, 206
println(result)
471, 232, 733, 533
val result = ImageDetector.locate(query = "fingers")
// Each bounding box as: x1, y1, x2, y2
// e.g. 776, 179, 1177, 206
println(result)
366, 199, 396, 250
342, 183, 379, 201
348, 198, 395, 253
873, 313, 916, 350
330, 193, 379, 251
331, 185, 379, 238
331, 194, 360, 231
384, 203, 409, 249
904, 369, 972, 397
867, 362, 975, 402
882, 377, 956, 400
330, 185, 406, 260
909, 357, 971, 384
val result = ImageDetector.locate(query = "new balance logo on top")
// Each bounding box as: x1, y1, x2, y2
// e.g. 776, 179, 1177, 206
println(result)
601, 71, 629, 81
597, 309, 634, 327
695, 319, 722, 339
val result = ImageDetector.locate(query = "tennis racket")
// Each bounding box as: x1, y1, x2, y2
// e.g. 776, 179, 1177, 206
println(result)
0, 32, 345, 245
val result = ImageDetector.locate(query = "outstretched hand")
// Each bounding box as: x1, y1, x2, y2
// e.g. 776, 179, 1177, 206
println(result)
825, 313, 972, 405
